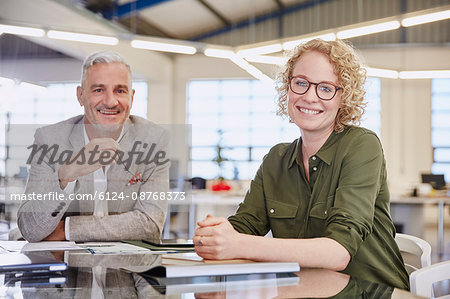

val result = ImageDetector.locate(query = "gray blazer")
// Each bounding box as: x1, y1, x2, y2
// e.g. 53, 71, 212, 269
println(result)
17, 115, 169, 242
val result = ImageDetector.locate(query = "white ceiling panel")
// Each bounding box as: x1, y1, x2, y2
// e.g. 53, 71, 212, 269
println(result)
138, 0, 223, 38
204, 0, 277, 23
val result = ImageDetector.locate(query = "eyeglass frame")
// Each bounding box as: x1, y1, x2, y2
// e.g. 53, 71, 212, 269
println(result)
288, 75, 342, 101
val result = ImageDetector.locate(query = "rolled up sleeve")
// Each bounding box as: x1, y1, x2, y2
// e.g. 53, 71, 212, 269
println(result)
324, 133, 383, 257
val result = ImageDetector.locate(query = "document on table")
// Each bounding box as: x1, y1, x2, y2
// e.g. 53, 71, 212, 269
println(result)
78, 242, 151, 254
124, 252, 300, 278
0, 241, 81, 252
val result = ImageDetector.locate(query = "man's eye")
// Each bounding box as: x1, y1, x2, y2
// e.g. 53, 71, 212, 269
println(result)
93, 88, 102, 92
117, 89, 126, 94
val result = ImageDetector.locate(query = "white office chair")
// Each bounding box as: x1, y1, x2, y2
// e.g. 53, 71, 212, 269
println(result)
410, 260, 450, 299
394, 233, 431, 275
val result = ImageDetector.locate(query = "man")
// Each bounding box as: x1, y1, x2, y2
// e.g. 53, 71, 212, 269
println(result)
17, 51, 169, 242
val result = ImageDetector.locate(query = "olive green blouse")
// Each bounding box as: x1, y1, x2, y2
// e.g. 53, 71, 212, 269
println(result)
228, 126, 409, 290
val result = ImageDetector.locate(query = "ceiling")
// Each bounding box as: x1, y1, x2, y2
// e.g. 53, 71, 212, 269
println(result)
0, 0, 449, 64
85, 0, 309, 40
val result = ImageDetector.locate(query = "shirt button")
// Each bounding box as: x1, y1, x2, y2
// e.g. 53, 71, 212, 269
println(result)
312, 167, 317, 171
312, 156, 317, 161
269, 209, 275, 214
324, 211, 328, 215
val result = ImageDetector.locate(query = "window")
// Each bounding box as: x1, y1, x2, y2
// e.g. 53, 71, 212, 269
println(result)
187, 78, 381, 180
362, 77, 381, 137
0, 81, 147, 177
431, 78, 450, 181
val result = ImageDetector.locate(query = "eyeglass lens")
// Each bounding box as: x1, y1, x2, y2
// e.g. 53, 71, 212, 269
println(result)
290, 77, 337, 100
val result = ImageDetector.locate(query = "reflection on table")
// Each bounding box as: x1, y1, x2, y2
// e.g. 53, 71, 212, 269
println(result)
0, 250, 425, 299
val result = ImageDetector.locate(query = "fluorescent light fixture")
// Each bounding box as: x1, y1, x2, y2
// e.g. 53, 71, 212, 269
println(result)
131, 39, 196, 55
0, 76, 15, 86
402, 9, 450, 27
283, 33, 336, 50
0, 24, 44, 37
204, 48, 235, 58
337, 21, 400, 39
237, 43, 282, 57
399, 70, 450, 79
20, 81, 47, 91
228, 56, 273, 84
47, 30, 118, 45
365, 67, 399, 79
245, 55, 287, 65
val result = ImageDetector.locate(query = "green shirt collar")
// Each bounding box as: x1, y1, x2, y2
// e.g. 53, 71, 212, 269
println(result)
288, 129, 344, 168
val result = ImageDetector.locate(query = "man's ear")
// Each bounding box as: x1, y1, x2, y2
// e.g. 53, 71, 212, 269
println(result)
76, 86, 83, 106
130, 89, 135, 106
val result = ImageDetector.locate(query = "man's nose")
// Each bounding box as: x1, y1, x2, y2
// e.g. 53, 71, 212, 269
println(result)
103, 90, 118, 107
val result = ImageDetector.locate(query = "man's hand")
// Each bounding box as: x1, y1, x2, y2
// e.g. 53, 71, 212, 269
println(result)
58, 138, 120, 188
44, 220, 66, 241
193, 215, 243, 260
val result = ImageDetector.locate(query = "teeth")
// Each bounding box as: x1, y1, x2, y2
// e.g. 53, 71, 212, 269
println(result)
299, 108, 320, 115
99, 110, 118, 115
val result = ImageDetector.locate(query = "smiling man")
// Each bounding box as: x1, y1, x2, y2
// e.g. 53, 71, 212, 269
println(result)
17, 51, 170, 242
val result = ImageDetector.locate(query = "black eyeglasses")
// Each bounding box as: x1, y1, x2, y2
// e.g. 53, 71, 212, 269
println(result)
288, 75, 341, 101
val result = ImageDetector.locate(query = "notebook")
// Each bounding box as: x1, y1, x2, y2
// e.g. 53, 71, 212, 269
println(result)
123, 252, 300, 278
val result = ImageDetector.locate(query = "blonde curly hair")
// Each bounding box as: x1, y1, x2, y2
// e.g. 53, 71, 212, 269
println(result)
276, 39, 367, 132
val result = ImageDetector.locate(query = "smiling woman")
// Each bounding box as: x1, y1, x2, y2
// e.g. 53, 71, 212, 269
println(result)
193, 39, 410, 290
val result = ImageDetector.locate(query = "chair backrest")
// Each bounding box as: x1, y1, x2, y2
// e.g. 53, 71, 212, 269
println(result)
410, 260, 450, 298
395, 233, 432, 274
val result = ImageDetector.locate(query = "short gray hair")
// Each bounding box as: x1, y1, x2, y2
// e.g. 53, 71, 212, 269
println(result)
81, 51, 132, 83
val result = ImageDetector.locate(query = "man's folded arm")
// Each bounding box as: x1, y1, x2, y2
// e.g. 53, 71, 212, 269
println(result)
18, 129, 73, 242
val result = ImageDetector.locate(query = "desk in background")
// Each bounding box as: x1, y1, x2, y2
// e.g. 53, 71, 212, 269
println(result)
163, 191, 243, 239
390, 195, 450, 255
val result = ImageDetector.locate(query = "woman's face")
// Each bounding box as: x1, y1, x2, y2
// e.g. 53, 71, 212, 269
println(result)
287, 51, 342, 137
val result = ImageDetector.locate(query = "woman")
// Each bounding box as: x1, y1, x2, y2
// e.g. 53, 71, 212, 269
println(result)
194, 39, 409, 290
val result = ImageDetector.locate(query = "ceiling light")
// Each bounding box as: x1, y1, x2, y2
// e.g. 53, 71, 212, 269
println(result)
228, 56, 273, 84
245, 55, 287, 65
402, 9, 450, 27
0, 24, 44, 37
399, 70, 450, 79
204, 48, 235, 58
19, 81, 47, 91
283, 33, 336, 50
47, 30, 118, 45
0, 76, 15, 86
337, 21, 400, 39
365, 67, 399, 79
237, 43, 283, 57
131, 39, 196, 55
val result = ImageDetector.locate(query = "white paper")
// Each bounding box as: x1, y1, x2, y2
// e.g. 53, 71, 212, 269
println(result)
79, 242, 150, 254
0, 241, 81, 252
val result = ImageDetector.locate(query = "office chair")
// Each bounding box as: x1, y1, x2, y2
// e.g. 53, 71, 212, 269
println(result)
395, 233, 431, 275
410, 260, 450, 298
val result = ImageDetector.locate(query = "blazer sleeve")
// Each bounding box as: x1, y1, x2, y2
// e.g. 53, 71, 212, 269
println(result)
17, 128, 74, 242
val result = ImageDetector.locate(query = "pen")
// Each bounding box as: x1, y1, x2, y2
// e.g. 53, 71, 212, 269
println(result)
87, 248, 96, 254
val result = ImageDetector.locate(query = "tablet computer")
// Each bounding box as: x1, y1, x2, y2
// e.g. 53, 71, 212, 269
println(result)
143, 239, 194, 248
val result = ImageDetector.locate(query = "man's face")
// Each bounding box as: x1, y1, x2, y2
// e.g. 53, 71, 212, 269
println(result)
77, 62, 135, 132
